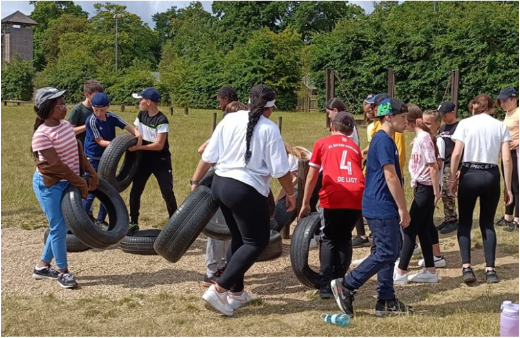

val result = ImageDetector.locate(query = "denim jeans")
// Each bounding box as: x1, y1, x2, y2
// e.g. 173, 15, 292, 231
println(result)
33, 172, 69, 269
205, 208, 230, 277
345, 217, 401, 301
82, 159, 107, 222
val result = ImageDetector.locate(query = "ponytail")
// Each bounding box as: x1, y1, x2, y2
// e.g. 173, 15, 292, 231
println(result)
245, 84, 276, 164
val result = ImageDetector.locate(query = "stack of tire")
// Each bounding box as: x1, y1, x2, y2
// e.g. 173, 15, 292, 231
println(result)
48, 134, 144, 254
154, 168, 284, 263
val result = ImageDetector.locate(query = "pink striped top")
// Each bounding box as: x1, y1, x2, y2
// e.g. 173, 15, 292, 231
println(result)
32, 120, 80, 176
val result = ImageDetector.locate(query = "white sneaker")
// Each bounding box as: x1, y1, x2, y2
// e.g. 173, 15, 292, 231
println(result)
418, 255, 446, 268
413, 244, 421, 255
202, 284, 233, 316
393, 269, 409, 285
408, 269, 438, 283
352, 255, 369, 266
227, 290, 253, 310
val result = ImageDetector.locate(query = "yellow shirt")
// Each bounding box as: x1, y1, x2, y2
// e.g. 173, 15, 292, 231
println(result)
503, 107, 519, 147
371, 120, 406, 174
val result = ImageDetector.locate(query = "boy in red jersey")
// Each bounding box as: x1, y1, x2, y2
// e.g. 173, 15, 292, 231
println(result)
299, 111, 365, 299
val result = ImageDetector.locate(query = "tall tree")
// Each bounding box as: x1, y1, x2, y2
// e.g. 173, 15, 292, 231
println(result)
29, 1, 87, 70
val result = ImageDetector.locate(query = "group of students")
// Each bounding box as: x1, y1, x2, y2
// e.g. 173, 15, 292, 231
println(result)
31, 81, 177, 289
30, 79, 517, 321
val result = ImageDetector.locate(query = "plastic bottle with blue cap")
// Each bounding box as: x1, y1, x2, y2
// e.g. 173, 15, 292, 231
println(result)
320, 313, 351, 327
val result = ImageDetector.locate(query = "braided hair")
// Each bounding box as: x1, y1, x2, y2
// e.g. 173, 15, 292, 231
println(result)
244, 84, 276, 164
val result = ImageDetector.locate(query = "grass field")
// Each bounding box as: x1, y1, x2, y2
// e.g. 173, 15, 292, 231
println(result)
1, 103, 518, 336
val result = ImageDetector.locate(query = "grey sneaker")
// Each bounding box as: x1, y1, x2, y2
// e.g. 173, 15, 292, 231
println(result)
504, 221, 518, 232
57, 272, 78, 289
440, 221, 458, 234
375, 298, 414, 316
330, 278, 355, 316
95, 220, 109, 231
32, 266, 60, 280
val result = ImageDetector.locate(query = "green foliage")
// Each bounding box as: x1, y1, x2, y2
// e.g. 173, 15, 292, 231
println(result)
101, 61, 156, 105
1, 56, 35, 101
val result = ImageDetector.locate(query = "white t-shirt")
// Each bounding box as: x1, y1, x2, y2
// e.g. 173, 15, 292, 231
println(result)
202, 110, 290, 197
409, 130, 437, 187
452, 113, 511, 165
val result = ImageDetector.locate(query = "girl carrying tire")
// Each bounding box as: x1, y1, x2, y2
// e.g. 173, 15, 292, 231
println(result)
190, 84, 296, 316
31, 87, 99, 289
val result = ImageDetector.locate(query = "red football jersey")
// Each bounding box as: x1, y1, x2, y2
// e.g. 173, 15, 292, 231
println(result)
309, 134, 365, 209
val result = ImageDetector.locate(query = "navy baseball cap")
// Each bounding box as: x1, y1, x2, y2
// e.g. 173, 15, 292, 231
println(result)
366, 93, 390, 104
91, 92, 110, 107
132, 87, 161, 102
376, 98, 406, 117
496, 87, 517, 100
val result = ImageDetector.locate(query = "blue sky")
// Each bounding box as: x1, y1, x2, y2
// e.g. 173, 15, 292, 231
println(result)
1, 1, 376, 27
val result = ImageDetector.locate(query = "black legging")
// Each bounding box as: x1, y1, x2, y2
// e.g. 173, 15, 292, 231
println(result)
457, 166, 500, 267
502, 150, 519, 218
398, 183, 435, 270
320, 208, 361, 287
211, 174, 270, 292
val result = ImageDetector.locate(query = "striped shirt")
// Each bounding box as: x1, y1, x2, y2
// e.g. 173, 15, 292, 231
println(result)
32, 120, 80, 176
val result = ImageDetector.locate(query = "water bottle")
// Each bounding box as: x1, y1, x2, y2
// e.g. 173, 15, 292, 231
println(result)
320, 313, 351, 327
501, 301, 513, 311
500, 301, 519, 337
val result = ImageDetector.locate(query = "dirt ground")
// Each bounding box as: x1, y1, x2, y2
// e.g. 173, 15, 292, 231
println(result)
2, 223, 518, 302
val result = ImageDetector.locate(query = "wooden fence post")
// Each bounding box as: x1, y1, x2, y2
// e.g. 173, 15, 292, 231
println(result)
278, 116, 283, 134
3, 101, 6, 106
184, 106, 189, 116
169, 106, 174, 116
450, 69, 460, 116
388, 68, 395, 98
120, 104, 125, 112
325, 68, 335, 129
212, 112, 217, 132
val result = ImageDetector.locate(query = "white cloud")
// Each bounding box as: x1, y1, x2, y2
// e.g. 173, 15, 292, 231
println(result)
1, 1, 375, 28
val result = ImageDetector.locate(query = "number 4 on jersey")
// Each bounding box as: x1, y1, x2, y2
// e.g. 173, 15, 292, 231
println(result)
340, 150, 352, 175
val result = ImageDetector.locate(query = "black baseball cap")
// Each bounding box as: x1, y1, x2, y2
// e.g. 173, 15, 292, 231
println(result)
376, 98, 406, 116
496, 87, 517, 100
438, 102, 455, 116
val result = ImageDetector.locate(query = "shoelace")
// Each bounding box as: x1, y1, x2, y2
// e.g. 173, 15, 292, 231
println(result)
61, 273, 75, 282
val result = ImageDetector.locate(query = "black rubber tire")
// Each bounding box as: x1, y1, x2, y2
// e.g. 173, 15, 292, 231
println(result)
202, 208, 231, 241
97, 134, 142, 192
119, 229, 160, 255
154, 185, 219, 263
257, 230, 283, 262
272, 189, 299, 232
199, 167, 215, 187
290, 212, 321, 289
61, 178, 129, 249
43, 228, 91, 253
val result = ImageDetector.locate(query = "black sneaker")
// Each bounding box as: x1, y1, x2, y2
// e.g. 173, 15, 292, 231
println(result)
127, 222, 139, 236
436, 221, 449, 231
375, 298, 414, 316
330, 278, 355, 316
352, 236, 370, 248
496, 217, 508, 227
504, 221, 519, 232
88, 213, 96, 223
486, 269, 500, 284
462, 267, 476, 284
32, 266, 60, 280
57, 272, 78, 289
202, 273, 219, 288
440, 221, 458, 234
319, 285, 333, 299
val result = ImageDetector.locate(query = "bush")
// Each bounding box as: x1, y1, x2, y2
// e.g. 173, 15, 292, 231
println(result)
1, 55, 35, 101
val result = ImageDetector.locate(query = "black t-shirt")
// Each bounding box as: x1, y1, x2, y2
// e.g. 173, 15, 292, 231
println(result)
439, 121, 459, 166
135, 110, 170, 159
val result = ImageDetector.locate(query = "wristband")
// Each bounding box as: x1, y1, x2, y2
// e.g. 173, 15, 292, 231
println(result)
449, 180, 457, 183
190, 179, 200, 185
287, 193, 296, 198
